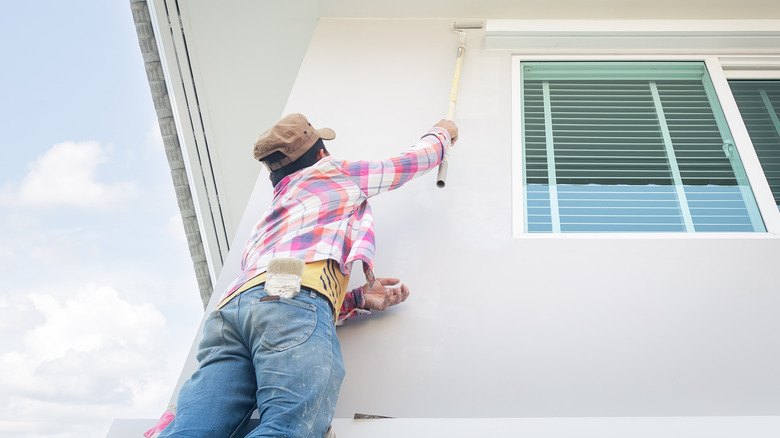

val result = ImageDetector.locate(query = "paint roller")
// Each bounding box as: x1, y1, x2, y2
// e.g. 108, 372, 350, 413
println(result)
436, 22, 482, 188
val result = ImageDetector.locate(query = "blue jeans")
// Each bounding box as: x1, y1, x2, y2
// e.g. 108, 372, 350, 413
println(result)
159, 285, 345, 437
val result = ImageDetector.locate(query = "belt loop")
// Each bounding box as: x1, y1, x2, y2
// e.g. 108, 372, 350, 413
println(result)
310, 290, 317, 299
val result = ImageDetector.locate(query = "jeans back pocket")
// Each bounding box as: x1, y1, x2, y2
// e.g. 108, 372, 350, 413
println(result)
251, 297, 317, 351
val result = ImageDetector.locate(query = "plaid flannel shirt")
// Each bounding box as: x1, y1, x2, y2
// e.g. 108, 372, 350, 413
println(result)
217, 127, 451, 320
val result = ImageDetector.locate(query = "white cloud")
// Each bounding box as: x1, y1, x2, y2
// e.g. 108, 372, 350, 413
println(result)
2, 285, 165, 395
146, 121, 165, 151
16, 141, 137, 208
0, 294, 41, 334
0, 284, 177, 437
166, 213, 187, 243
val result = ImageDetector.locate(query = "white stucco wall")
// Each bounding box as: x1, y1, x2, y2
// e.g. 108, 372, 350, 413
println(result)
158, 0, 780, 293
273, 18, 780, 419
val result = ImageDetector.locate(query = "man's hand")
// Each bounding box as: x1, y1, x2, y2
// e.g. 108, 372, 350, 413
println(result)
362, 278, 410, 311
434, 119, 458, 145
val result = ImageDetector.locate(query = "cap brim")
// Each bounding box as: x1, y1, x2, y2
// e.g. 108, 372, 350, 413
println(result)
317, 128, 336, 141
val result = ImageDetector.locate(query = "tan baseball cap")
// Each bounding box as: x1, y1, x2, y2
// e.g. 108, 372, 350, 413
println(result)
253, 113, 336, 171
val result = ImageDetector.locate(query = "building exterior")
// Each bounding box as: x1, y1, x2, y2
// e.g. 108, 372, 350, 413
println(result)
112, 1, 780, 436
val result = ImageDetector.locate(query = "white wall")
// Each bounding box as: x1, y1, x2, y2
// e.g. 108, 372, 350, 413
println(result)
277, 18, 780, 419
164, 0, 780, 288
174, 0, 780, 251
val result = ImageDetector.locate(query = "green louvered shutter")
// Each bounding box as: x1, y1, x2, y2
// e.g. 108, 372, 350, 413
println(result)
729, 80, 780, 209
521, 62, 765, 233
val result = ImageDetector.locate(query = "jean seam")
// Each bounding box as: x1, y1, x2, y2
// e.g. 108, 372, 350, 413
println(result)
197, 311, 225, 364
227, 405, 258, 438
235, 292, 247, 350
305, 318, 338, 438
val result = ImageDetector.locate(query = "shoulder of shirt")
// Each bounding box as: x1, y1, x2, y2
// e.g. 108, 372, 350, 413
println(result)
317, 155, 349, 171
296, 156, 340, 174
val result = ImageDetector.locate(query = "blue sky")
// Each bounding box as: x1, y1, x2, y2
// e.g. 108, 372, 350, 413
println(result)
0, 2, 203, 436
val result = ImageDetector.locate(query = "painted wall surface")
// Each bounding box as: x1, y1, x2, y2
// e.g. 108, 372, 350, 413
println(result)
271, 18, 780, 419
168, 0, 780, 267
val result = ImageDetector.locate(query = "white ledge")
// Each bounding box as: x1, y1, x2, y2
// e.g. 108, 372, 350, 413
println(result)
331, 416, 780, 438
485, 20, 780, 54
108, 416, 780, 438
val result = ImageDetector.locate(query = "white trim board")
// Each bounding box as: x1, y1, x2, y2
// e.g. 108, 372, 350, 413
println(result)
106, 415, 780, 438
330, 416, 780, 438
486, 20, 780, 54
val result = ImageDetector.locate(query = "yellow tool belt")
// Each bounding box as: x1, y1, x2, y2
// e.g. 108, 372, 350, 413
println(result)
216, 259, 349, 322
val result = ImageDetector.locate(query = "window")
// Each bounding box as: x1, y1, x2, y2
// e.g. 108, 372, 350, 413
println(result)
729, 80, 780, 210
519, 61, 765, 233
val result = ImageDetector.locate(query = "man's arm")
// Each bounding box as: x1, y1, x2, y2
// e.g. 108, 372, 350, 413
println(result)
339, 120, 458, 198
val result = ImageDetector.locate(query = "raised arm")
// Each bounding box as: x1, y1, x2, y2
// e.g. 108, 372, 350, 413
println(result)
340, 120, 458, 198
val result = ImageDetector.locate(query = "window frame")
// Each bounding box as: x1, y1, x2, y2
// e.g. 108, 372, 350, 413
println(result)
723, 64, 780, 209
511, 54, 780, 238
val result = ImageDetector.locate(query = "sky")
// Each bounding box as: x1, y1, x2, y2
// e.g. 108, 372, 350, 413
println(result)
0, 2, 204, 437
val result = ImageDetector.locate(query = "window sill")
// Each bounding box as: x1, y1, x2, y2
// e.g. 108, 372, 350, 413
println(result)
513, 231, 780, 239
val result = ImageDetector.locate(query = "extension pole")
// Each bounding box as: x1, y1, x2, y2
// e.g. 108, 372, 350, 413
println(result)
436, 27, 467, 188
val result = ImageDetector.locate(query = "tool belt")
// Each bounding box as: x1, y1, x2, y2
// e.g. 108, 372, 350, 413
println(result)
217, 259, 349, 321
